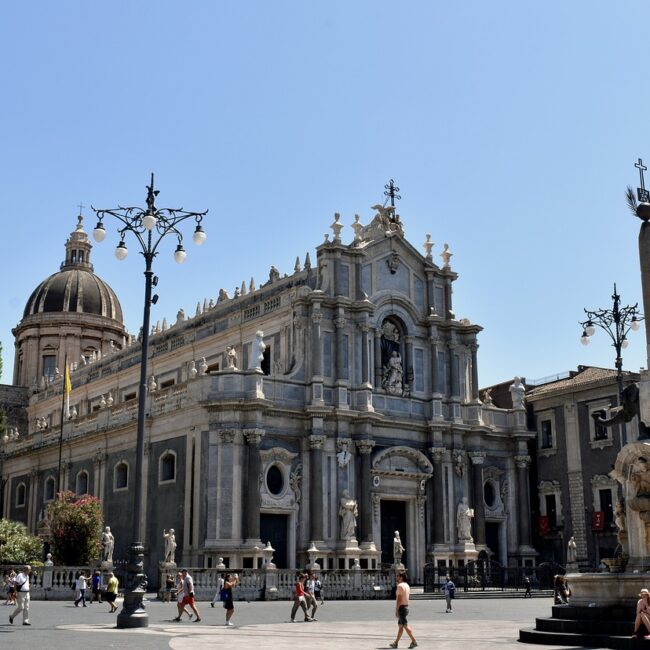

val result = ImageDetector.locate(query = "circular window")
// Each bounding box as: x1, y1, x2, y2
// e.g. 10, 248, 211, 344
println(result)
484, 481, 496, 508
266, 465, 284, 495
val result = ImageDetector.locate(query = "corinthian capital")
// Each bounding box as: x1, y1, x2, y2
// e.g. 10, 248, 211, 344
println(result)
514, 455, 531, 469
468, 451, 486, 465
218, 429, 235, 444
429, 447, 446, 463
309, 434, 326, 450
356, 439, 375, 455
244, 428, 265, 446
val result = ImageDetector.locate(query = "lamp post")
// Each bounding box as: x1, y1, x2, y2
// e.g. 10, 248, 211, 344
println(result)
92, 174, 207, 628
579, 284, 642, 443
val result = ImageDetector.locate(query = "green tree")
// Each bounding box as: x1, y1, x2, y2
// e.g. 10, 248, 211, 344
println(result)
47, 492, 103, 565
0, 518, 42, 565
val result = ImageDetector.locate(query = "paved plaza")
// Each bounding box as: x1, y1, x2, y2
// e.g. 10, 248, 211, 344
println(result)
0, 595, 580, 650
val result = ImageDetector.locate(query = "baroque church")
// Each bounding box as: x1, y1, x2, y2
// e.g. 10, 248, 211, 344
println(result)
1, 198, 537, 584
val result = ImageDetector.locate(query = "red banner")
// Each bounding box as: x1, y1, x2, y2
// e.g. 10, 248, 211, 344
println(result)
538, 515, 549, 536
592, 511, 605, 531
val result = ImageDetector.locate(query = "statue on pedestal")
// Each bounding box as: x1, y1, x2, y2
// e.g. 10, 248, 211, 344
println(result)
509, 376, 526, 409
101, 526, 114, 564
339, 489, 358, 541
457, 497, 474, 542
567, 536, 577, 564
163, 528, 177, 564
393, 530, 405, 566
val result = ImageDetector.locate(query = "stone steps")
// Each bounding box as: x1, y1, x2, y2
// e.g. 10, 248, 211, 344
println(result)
411, 590, 552, 600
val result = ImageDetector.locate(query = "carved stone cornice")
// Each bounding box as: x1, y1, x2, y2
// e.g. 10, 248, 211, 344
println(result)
218, 429, 235, 444
416, 495, 426, 522
468, 451, 487, 465
309, 434, 326, 450
429, 447, 446, 463
356, 439, 375, 455
336, 438, 353, 453
514, 455, 531, 469
260, 447, 298, 464
244, 428, 265, 446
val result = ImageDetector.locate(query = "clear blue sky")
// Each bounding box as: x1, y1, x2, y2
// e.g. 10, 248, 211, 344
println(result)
1, 1, 649, 388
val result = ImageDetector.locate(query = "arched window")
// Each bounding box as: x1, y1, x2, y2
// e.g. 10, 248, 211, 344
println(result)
76, 471, 89, 496
44, 476, 56, 502
114, 462, 128, 491
159, 451, 176, 483
16, 482, 27, 508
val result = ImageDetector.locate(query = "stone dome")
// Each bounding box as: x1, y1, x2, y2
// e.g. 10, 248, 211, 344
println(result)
22, 216, 123, 323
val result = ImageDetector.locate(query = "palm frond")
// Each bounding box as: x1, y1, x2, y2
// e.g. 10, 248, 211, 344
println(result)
626, 185, 638, 216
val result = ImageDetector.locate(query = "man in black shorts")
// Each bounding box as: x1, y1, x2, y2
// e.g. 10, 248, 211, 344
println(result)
390, 570, 417, 648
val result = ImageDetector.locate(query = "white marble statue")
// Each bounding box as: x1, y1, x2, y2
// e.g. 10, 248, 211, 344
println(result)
249, 331, 266, 370
44, 552, 53, 566
567, 536, 577, 563
101, 526, 114, 564
226, 345, 238, 370
339, 489, 358, 541
393, 530, 405, 565
509, 376, 526, 409
163, 528, 177, 564
457, 497, 474, 542
383, 350, 404, 396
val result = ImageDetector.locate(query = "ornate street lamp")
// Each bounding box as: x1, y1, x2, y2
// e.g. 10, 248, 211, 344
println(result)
92, 174, 207, 628
579, 284, 642, 404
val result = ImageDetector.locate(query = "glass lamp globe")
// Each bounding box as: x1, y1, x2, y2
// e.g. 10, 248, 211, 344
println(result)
621, 337, 629, 349
580, 332, 590, 346
585, 322, 596, 337
193, 225, 207, 245
115, 241, 128, 260
93, 222, 106, 242
142, 212, 157, 231
174, 244, 187, 264
631, 318, 641, 331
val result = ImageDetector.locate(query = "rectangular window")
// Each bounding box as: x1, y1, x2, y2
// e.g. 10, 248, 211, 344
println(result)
594, 415, 608, 441
541, 420, 553, 449
545, 494, 557, 528
42, 355, 56, 381
600, 489, 614, 525
323, 333, 332, 378
436, 351, 447, 394
434, 286, 445, 316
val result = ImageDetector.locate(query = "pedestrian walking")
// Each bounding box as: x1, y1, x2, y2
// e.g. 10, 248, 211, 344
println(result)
314, 574, 323, 604
389, 570, 417, 648
442, 575, 455, 613
9, 565, 31, 626
222, 573, 240, 626
90, 570, 102, 604
173, 571, 192, 621
290, 573, 313, 623
179, 569, 201, 622
105, 572, 119, 613
211, 573, 225, 608
304, 572, 318, 620
523, 576, 532, 598
6, 569, 16, 606
162, 573, 174, 603
74, 571, 88, 607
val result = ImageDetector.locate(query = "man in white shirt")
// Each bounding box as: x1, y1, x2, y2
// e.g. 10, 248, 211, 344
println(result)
10, 565, 31, 626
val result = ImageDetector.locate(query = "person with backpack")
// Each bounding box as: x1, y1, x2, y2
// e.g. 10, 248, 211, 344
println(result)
442, 575, 455, 613
289, 573, 313, 623
9, 565, 31, 626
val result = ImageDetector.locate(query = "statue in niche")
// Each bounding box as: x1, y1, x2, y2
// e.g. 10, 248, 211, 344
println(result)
382, 350, 404, 395
339, 489, 358, 541
393, 530, 405, 565
163, 528, 177, 564
226, 345, 237, 369
509, 376, 526, 409
101, 526, 114, 564
456, 497, 474, 542
249, 331, 266, 370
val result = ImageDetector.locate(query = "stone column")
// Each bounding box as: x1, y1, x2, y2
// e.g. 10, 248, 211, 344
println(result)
469, 343, 480, 401
28, 469, 39, 532
360, 324, 370, 386
93, 450, 106, 500
448, 343, 457, 398
334, 315, 348, 408
430, 447, 446, 545
404, 336, 414, 391
374, 328, 383, 388
311, 310, 324, 405
309, 434, 326, 542
469, 452, 486, 546
357, 440, 375, 543
429, 336, 439, 395
515, 455, 533, 547
244, 429, 265, 542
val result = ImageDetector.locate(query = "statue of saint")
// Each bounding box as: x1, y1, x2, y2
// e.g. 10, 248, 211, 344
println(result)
338, 489, 358, 541
382, 351, 404, 396
456, 497, 474, 542
163, 528, 177, 564
226, 345, 238, 370
509, 376, 526, 409
393, 530, 405, 565
567, 536, 577, 563
249, 331, 266, 370
101, 526, 114, 564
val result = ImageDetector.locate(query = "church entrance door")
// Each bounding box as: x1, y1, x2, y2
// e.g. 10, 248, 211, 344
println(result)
485, 521, 501, 563
260, 513, 288, 568
380, 500, 407, 567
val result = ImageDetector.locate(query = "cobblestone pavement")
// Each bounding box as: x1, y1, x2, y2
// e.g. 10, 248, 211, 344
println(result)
1, 595, 579, 649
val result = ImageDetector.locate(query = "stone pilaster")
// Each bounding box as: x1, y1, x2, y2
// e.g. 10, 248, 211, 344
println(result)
515, 455, 533, 548
469, 343, 480, 401
469, 452, 486, 546
310, 310, 324, 405
356, 439, 375, 544
244, 428, 265, 542
429, 447, 446, 545
309, 434, 326, 542
334, 315, 348, 408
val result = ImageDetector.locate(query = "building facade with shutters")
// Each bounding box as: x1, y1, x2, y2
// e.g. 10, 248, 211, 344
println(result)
0, 202, 537, 584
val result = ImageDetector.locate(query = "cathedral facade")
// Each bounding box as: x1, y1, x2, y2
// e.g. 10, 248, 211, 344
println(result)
1, 202, 536, 584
